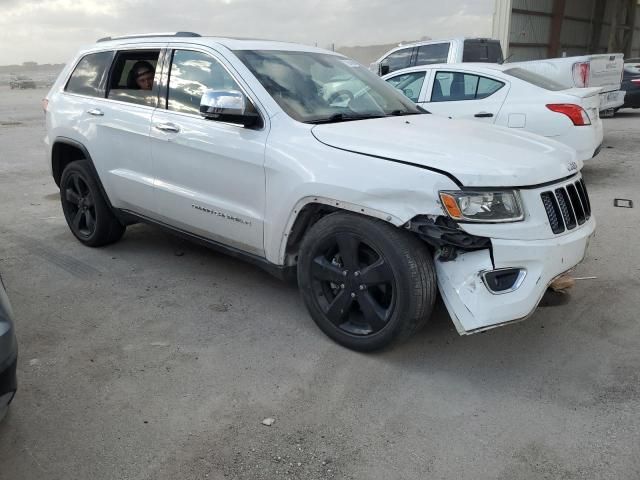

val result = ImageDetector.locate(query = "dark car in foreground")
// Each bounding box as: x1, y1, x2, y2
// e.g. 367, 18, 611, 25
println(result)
0, 274, 17, 421
620, 65, 640, 110
9, 75, 37, 89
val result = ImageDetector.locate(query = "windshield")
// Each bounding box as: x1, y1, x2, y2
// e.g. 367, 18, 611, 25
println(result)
234, 50, 424, 123
503, 67, 567, 91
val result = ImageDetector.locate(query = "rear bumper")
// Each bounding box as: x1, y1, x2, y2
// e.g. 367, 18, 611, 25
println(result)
553, 120, 603, 162
437, 216, 595, 335
599, 90, 625, 110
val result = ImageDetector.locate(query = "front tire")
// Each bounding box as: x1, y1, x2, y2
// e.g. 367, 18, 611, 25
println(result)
60, 160, 125, 247
297, 212, 436, 351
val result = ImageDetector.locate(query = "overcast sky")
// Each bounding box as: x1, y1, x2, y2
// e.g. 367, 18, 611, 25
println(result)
0, 0, 494, 65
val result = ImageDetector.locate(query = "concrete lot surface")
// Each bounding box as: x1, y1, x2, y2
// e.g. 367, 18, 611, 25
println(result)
0, 86, 639, 479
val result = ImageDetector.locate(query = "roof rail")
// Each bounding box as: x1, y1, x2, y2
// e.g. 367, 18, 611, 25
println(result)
97, 32, 201, 42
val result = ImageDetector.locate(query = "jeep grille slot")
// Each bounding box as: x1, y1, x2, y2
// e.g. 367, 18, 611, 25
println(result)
541, 179, 591, 234
566, 184, 585, 225
555, 187, 576, 229
540, 191, 565, 234
576, 179, 591, 217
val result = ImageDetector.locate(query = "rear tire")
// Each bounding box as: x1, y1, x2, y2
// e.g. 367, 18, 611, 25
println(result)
60, 160, 125, 247
297, 212, 436, 351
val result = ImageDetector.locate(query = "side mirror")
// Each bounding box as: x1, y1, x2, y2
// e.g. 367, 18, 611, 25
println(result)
380, 64, 390, 76
199, 89, 260, 127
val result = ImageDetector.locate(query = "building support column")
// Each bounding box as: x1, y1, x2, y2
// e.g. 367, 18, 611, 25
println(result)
548, 0, 567, 57
589, 0, 607, 53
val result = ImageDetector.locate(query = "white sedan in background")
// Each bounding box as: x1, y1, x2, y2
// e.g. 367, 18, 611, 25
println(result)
383, 63, 604, 162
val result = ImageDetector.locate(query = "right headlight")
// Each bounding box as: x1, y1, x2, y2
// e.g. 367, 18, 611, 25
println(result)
439, 190, 524, 223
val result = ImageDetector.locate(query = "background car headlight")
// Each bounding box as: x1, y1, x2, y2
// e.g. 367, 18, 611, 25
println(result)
439, 190, 524, 223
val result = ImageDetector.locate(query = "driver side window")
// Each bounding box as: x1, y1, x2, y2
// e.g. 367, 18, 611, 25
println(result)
385, 71, 426, 102
167, 50, 241, 115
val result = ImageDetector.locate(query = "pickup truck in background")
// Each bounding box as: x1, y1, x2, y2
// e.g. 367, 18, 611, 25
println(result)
508, 54, 625, 114
369, 37, 504, 76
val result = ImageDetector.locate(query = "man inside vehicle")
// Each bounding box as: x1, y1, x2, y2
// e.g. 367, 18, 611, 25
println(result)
128, 61, 155, 90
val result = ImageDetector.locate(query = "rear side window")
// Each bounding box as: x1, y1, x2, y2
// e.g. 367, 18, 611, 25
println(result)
167, 50, 242, 115
107, 50, 161, 107
477, 77, 505, 99
65, 51, 114, 97
385, 71, 426, 102
415, 43, 450, 66
431, 71, 504, 102
462, 40, 503, 63
503, 68, 566, 91
381, 48, 413, 74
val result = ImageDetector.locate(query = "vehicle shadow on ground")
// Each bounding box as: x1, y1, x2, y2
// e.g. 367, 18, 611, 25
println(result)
117, 223, 574, 379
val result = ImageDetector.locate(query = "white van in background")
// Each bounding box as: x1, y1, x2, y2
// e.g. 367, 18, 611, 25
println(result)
508, 54, 625, 113
369, 37, 504, 76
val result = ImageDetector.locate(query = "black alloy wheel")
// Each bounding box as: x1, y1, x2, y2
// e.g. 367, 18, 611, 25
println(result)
298, 212, 437, 351
310, 232, 396, 336
63, 173, 97, 239
59, 160, 125, 247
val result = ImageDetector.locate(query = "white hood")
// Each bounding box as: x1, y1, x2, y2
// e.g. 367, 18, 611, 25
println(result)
312, 115, 580, 187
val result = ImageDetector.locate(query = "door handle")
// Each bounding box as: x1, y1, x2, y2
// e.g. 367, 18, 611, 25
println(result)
474, 112, 494, 118
154, 122, 180, 133
86, 108, 104, 116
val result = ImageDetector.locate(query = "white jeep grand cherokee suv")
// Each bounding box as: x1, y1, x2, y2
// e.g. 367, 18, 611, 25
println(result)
44, 33, 595, 351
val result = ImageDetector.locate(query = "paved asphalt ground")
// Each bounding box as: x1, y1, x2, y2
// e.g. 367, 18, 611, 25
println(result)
0, 86, 638, 480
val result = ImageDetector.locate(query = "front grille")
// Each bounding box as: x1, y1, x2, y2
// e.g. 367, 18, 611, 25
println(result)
540, 179, 591, 234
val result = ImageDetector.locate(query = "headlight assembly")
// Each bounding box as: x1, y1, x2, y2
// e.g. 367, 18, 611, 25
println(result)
439, 190, 524, 223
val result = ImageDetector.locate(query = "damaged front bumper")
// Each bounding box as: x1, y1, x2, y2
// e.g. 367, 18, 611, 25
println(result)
436, 215, 595, 334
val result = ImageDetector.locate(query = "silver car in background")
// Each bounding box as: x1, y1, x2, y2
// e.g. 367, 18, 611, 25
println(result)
0, 274, 17, 421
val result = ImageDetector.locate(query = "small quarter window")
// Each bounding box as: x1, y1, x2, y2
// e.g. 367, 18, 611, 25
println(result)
107, 50, 161, 107
65, 51, 114, 97
477, 76, 505, 99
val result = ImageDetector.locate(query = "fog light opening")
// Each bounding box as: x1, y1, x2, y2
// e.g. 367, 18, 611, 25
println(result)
482, 268, 527, 294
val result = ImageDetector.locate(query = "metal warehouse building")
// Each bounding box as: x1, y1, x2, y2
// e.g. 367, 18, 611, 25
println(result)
493, 0, 640, 60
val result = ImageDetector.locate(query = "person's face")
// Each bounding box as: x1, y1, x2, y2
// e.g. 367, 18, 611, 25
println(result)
135, 70, 154, 90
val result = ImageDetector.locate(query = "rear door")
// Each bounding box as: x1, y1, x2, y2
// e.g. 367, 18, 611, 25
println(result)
60, 47, 162, 215
421, 70, 508, 123
91, 46, 164, 215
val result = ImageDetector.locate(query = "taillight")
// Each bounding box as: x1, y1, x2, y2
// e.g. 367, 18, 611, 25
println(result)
631, 79, 640, 85
546, 104, 591, 126
572, 62, 590, 87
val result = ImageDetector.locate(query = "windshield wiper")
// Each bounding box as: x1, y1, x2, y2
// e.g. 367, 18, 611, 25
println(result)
306, 113, 387, 124
387, 109, 428, 116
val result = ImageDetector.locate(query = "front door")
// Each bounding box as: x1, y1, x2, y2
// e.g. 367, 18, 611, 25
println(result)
150, 48, 268, 256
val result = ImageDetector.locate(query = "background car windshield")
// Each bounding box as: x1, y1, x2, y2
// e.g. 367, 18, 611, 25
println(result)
235, 50, 422, 123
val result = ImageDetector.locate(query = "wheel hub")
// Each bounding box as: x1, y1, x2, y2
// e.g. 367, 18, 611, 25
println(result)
339, 270, 366, 296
